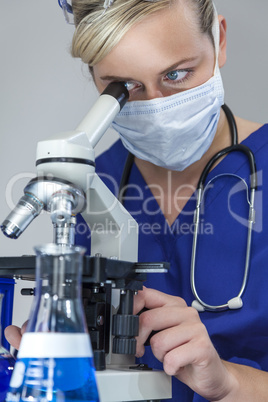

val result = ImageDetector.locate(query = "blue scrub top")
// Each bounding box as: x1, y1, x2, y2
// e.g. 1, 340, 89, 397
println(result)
76, 124, 268, 401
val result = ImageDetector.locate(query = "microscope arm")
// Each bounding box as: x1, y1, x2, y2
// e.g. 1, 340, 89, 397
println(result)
83, 174, 138, 261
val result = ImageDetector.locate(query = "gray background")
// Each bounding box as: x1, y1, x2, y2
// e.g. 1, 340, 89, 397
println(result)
0, 0, 267, 326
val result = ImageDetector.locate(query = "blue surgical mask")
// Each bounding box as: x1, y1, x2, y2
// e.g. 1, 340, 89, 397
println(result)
112, 7, 224, 171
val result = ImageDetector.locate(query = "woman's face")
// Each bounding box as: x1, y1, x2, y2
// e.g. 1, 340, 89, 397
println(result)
93, 1, 225, 101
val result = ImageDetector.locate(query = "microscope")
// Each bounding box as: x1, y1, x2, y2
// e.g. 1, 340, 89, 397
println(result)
0, 82, 171, 401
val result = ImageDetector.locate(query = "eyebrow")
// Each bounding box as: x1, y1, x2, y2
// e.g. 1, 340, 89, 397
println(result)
159, 57, 198, 75
99, 56, 199, 82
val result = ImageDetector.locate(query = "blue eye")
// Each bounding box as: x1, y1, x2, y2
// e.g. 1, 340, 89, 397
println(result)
166, 71, 179, 80
166, 70, 188, 82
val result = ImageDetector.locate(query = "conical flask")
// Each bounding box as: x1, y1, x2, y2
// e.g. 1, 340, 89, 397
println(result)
6, 244, 100, 402
0, 293, 16, 400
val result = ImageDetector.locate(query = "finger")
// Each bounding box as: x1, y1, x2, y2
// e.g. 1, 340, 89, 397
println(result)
150, 320, 207, 363
4, 325, 23, 350
133, 286, 186, 315
164, 342, 200, 377
136, 305, 199, 357
163, 329, 216, 378
21, 320, 28, 335
162, 341, 226, 401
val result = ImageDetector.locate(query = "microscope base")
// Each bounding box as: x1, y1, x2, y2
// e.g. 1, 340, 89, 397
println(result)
96, 367, 172, 401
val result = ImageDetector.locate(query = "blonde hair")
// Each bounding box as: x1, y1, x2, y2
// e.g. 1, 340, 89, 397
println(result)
71, 0, 215, 67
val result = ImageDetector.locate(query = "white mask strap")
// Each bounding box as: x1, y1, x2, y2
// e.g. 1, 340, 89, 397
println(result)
212, 3, 220, 74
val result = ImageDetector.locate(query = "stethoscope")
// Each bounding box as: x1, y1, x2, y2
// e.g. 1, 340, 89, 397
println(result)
118, 104, 257, 312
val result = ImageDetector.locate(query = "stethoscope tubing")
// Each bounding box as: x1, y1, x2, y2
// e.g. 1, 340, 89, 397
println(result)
118, 104, 257, 312
191, 187, 256, 312
191, 106, 257, 312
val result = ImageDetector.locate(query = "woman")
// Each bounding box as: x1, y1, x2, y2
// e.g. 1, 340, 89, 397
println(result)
6, 0, 268, 400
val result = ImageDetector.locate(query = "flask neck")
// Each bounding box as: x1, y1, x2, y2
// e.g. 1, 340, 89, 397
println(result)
27, 244, 87, 334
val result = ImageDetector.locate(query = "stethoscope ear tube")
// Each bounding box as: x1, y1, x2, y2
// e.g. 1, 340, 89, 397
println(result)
197, 144, 257, 192
118, 153, 135, 204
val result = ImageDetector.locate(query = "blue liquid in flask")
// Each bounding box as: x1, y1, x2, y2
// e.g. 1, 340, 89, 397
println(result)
6, 356, 99, 402
6, 245, 101, 402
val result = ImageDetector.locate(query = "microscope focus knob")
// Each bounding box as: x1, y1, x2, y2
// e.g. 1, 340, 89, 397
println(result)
112, 314, 139, 354
113, 337, 137, 355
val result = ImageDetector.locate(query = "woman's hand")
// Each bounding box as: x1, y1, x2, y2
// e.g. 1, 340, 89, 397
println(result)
133, 287, 237, 401
4, 321, 28, 350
